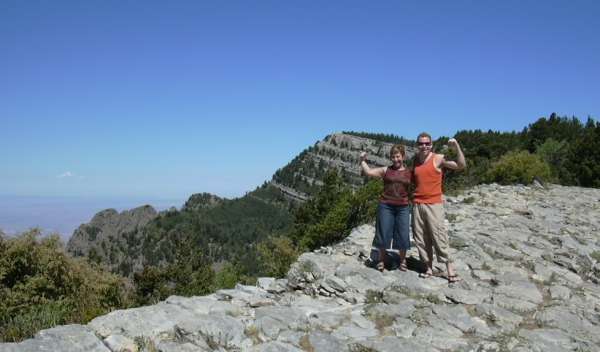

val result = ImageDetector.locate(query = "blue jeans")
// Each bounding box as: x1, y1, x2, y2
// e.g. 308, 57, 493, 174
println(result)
373, 202, 410, 251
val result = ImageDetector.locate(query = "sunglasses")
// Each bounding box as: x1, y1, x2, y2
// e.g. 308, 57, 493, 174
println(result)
417, 142, 432, 146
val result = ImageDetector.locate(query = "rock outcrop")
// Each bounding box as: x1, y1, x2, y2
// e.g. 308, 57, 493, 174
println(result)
5, 183, 600, 351
66, 205, 158, 273
182, 193, 224, 212
271, 132, 417, 201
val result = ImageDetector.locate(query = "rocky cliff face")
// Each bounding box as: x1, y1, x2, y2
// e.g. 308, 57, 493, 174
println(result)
66, 205, 158, 273
271, 132, 416, 201
5, 184, 600, 352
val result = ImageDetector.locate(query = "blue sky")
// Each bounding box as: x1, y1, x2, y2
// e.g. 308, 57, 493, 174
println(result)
1, 0, 599, 199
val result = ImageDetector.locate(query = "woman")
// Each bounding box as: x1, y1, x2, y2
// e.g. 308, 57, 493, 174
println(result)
360, 144, 412, 272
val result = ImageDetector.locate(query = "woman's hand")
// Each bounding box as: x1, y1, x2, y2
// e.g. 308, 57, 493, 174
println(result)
359, 151, 367, 162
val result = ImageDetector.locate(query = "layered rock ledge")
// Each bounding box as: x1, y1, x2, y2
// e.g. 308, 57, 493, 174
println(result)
2, 184, 600, 352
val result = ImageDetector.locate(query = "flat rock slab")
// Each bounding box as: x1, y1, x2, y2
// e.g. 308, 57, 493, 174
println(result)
249, 341, 303, 352
174, 314, 247, 350
0, 325, 109, 352
89, 302, 205, 340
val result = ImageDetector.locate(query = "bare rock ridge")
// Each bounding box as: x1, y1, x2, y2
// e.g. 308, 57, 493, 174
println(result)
182, 193, 223, 212
4, 183, 600, 351
271, 132, 416, 201
67, 205, 158, 273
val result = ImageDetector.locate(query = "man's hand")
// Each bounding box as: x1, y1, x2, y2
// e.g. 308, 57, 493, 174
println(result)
448, 138, 459, 150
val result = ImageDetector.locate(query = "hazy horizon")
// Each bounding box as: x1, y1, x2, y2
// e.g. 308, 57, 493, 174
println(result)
0, 194, 185, 240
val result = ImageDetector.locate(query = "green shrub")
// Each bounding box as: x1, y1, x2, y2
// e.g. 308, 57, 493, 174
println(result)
0, 230, 132, 342
133, 241, 215, 306
213, 262, 242, 289
291, 171, 382, 251
257, 236, 300, 278
535, 138, 571, 183
486, 150, 552, 185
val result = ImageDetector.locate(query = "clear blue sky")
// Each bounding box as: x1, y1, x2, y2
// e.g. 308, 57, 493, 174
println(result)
1, 0, 598, 199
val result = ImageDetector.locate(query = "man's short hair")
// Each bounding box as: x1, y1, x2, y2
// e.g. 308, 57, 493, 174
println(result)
389, 144, 405, 158
417, 132, 432, 142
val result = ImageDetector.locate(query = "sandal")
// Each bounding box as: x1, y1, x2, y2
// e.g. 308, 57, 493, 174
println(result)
399, 262, 408, 272
448, 274, 462, 283
376, 261, 385, 272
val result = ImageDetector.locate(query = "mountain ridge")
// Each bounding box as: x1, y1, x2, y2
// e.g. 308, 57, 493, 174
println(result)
66, 132, 406, 276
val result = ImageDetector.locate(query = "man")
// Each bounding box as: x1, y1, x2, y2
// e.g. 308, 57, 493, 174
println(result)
412, 132, 465, 282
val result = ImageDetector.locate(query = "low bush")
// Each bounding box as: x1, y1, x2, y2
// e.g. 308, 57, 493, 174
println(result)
486, 150, 552, 185
0, 230, 132, 342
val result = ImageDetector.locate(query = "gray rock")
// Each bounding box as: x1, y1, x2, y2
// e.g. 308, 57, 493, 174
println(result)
165, 295, 241, 316
0, 325, 109, 352
331, 310, 378, 341
267, 279, 288, 294
549, 285, 571, 301
443, 286, 490, 305
324, 275, 348, 292
302, 331, 348, 352
287, 253, 336, 288
155, 341, 207, 352
413, 325, 468, 350
353, 336, 441, 352
473, 303, 523, 332
254, 306, 309, 337
89, 302, 197, 339
519, 328, 590, 352
432, 305, 492, 337
103, 334, 138, 352
390, 318, 417, 339
494, 280, 543, 303
275, 330, 306, 347
249, 341, 303, 352
308, 309, 351, 331
257, 277, 276, 290
174, 314, 246, 350
535, 306, 599, 344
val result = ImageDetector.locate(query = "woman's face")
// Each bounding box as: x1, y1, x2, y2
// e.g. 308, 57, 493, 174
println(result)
390, 152, 404, 166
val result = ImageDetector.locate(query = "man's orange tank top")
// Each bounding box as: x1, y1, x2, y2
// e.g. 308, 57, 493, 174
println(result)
413, 154, 443, 204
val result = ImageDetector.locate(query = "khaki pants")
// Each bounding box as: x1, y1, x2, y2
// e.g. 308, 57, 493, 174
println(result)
412, 203, 452, 264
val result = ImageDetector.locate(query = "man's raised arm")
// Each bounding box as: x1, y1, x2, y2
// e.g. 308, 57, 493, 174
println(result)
442, 138, 466, 171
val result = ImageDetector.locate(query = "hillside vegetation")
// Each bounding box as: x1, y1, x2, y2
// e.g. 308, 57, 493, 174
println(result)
0, 230, 131, 342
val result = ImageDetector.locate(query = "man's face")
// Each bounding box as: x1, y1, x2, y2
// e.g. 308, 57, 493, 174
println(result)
417, 137, 432, 156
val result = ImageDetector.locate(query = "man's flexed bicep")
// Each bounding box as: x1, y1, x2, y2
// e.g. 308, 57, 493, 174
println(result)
442, 138, 466, 171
